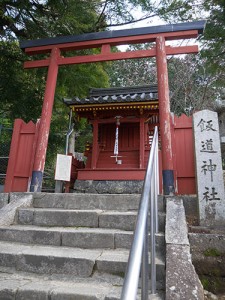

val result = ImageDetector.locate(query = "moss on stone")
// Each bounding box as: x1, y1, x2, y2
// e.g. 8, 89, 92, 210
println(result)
201, 277, 210, 290
203, 248, 221, 257
200, 275, 225, 295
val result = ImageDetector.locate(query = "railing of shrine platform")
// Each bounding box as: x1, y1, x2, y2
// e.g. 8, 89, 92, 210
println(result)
121, 126, 159, 300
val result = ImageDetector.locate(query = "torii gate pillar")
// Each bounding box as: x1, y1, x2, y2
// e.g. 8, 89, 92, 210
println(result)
30, 48, 60, 192
156, 36, 174, 194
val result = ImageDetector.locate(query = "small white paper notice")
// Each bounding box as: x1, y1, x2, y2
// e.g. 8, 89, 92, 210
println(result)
55, 154, 72, 182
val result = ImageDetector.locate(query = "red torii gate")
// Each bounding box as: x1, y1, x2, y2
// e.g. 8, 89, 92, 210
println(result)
20, 20, 206, 193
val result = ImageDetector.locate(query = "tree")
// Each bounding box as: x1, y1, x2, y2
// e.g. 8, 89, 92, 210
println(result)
168, 55, 218, 115
105, 44, 156, 87
0, 0, 103, 40
154, 0, 225, 98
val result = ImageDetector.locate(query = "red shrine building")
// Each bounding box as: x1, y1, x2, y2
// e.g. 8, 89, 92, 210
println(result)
64, 85, 160, 183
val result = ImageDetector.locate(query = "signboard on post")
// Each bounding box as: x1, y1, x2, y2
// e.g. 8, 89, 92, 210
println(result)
55, 154, 72, 182
193, 110, 225, 226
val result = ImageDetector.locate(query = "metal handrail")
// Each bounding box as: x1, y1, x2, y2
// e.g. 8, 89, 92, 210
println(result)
121, 126, 159, 300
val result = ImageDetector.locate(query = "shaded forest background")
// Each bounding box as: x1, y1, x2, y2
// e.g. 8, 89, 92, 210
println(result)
1, 0, 225, 182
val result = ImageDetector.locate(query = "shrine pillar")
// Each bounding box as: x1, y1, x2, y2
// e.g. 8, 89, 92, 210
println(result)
91, 119, 98, 169
139, 116, 145, 168
30, 47, 60, 192
156, 36, 174, 195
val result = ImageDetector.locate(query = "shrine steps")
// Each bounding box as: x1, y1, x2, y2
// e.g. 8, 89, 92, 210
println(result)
0, 193, 165, 299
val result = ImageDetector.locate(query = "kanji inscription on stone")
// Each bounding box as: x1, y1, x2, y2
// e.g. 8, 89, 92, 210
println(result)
193, 110, 225, 226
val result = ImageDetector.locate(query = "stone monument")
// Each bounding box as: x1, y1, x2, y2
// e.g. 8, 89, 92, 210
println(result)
193, 109, 225, 226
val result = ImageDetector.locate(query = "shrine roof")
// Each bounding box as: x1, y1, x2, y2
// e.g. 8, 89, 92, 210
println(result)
63, 85, 158, 106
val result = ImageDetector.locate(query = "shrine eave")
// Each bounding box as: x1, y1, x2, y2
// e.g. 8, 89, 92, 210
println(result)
70, 101, 159, 113
20, 20, 206, 50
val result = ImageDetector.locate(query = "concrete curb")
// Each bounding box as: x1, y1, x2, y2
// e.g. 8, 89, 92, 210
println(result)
165, 197, 204, 300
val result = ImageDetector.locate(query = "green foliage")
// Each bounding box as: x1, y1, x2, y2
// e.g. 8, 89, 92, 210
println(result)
0, 41, 45, 123
74, 119, 93, 153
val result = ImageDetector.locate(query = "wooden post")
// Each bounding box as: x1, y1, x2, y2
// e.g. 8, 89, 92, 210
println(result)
156, 36, 174, 194
30, 47, 60, 192
91, 119, 98, 169
139, 116, 145, 169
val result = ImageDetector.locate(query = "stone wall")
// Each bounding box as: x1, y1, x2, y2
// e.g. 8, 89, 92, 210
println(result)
165, 197, 204, 299
73, 180, 143, 194
0, 193, 33, 226
0, 193, 9, 209
189, 232, 225, 295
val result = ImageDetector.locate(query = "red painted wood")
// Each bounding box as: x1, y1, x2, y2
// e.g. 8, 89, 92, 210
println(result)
24, 45, 198, 69
173, 114, 196, 194
24, 30, 199, 55
176, 178, 196, 195
4, 119, 23, 192
94, 117, 140, 124
33, 47, 60, 173
4, 120, 38, 192
77, 169, 147, 180
97, 151, 139, 169
101, 44, 111, 54
91, 119, 99, 169
174, 113, 193, 128
156, 36, 174, 171
139, 117, 145, 168
98, 123, 140, 153
24, 58, 50, 69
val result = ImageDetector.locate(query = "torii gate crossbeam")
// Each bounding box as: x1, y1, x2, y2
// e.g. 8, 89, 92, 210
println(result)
20, 20, 206, 194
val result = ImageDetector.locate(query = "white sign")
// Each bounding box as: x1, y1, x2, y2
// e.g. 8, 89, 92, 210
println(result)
55, 154, 72, 182
193, 110, 225, 226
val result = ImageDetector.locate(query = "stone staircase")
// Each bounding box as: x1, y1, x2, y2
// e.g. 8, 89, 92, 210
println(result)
0, 193, 166, 299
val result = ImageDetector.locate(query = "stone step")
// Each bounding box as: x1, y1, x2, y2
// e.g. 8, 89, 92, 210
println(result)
16, 208, 165, 232
0, 225, 165, 253
99, 211, 165, 232
33, 193, 165, 212
0, 241, 165, 280
0, 269, 165, 300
